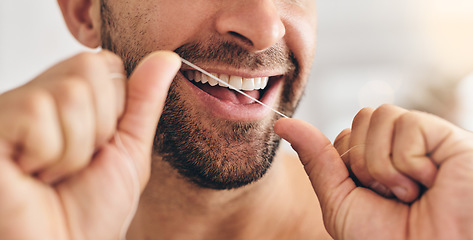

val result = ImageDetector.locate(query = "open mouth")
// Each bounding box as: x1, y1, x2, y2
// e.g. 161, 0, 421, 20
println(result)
181, 70, 280, 104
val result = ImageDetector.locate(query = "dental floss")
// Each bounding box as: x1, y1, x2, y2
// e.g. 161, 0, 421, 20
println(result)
112, 59, 362, 239
180, 58, 289, 119
339, 144, 364, 158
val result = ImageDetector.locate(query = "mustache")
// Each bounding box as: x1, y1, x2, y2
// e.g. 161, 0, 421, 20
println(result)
175, 37, 296, 72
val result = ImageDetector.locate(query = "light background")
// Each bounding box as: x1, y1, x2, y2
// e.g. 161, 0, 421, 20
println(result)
1, 0, 472, 141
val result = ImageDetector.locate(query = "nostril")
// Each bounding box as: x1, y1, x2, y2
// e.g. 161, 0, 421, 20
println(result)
229, 31, 254, 47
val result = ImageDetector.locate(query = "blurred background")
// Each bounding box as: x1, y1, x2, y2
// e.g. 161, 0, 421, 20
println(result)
1, 0, 472, 141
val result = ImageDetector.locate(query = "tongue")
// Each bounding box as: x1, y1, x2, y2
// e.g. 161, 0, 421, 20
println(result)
199, 84, 260, 104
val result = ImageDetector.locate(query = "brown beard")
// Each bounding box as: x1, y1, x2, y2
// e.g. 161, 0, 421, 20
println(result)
100, 0, 303, 189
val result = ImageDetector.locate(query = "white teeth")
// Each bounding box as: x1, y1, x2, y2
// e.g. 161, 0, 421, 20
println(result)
229, 75, 243, 89
254, 77, 262, 89
194, 71, 202, 82
201, 73, 209, 84
207, 74, 218, 86
186, 71, 270, 91
217, 73, 226, 87
242, 78, 255, 91
261, 77, 268, 89
219, 74, 230, 84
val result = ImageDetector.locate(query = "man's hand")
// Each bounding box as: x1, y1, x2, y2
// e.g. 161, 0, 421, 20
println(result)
0, 50, 180, 239
274, 104, 473, 240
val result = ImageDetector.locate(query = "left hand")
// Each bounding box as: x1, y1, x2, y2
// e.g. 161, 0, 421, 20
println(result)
274, 104, 473, 240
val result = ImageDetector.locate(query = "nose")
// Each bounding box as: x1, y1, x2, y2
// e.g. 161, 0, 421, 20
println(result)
215, 0, 286, 52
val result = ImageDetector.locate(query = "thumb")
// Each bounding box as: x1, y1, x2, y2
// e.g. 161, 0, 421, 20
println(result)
118, 51, 181, 148
274, 118, 356, 233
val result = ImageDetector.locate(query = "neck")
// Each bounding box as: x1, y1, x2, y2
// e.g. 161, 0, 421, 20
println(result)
127, 150, 325, 240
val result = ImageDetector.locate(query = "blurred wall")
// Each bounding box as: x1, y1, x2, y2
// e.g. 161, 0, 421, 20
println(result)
1, 0, 472, 140
0, 0, 87, 92
295, 0, 473, 139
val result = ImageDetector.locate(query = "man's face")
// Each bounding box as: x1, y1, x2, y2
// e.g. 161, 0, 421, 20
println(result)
100, 0, 317, 189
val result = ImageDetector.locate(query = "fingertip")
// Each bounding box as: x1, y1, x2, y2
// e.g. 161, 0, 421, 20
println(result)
273, 117, 293, 138
334, 129, 351, 149
140, 51, 182, 73
98, 50, 124, 69
130, 51, 182, 92
274, 118, 323, 154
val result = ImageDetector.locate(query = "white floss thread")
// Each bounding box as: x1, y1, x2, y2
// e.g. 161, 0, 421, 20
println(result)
180, 58, 289, 119
339, 144, 364, 158
110, 60, 362, 239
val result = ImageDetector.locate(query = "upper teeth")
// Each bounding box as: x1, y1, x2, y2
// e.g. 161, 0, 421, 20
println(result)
185, 71, 269, 91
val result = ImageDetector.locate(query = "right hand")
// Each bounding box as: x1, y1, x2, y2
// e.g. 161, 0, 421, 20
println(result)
275, 106, 473, 240
0, 50, 181, 239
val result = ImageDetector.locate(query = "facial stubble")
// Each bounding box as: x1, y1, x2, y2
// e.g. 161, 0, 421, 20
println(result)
100, 0, 302, 190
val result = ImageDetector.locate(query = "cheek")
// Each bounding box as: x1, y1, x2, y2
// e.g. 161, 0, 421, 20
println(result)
282, 7, 317, 101
138, 0, 216, 51
284, 7, 317, 66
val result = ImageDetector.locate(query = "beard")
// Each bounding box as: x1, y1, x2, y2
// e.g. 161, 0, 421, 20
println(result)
100, 0, 302, 190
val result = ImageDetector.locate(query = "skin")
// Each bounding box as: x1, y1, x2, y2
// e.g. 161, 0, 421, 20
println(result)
274, 105, 473, 239
0, 0, 472, 240
97, 0, 315, 190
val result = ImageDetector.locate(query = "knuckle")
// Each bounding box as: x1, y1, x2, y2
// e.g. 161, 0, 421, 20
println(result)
378, 103, 396, 111
372, 104, 395, 119
55, 78, 91, 106
19, 89, 56, 121
74, 52, 105, 69
395, 111, 421, 130
333, 129, 351, 148
366, 158, 390, 180
394, 151, 411, 167
70, 52, 109, 79
15, 90, 64, 162
369, 104, 402, 126
99, 50, 124, 68
352, 107, 374, 126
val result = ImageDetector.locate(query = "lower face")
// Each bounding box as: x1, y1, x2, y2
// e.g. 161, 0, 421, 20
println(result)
100, 0, 315, 189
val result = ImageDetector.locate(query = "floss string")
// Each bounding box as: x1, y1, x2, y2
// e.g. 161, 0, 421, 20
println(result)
111, 65, 355, 240
339, 144, 364, 158
180, 58, 289, 119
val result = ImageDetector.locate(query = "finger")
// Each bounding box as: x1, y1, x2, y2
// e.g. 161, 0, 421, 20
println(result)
410, 113, 473, 167
274, 118, 356, 234
28, 51, 124, 184
1, 88, 64, 174
42, 51, 126, 148
117, 51, 181, 187
348, 107, 393, 194
366, 105, 419, 202
334, 128, 351, 166
334, 129, 367, 187
71, 51, 126, 147
392, 111, 439, 189
334, 128, 351, 157
37, 78, 95, 184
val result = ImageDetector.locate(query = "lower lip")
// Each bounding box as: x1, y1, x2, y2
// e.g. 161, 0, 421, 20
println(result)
178, 73, 283, 121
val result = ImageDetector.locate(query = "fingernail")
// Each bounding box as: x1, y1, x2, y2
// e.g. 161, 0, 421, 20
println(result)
391, 186, 407, 199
